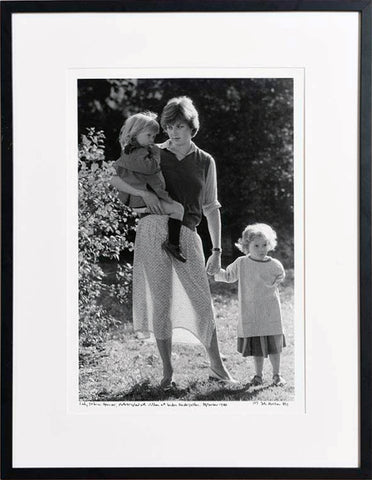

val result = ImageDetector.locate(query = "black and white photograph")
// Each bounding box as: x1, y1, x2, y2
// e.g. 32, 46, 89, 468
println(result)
78, 77, 297, 402
4, 3, 369, 475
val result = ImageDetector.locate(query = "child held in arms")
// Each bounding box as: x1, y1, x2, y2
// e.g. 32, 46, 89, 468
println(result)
114, 111, 186, 262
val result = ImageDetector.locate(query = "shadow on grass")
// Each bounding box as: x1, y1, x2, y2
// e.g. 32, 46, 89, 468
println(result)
96, 379, 275, 402
98, 380, 190, 401
194, 383, 274, 401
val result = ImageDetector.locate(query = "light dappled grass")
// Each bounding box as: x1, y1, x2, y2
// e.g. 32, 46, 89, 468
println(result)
79, 270, 294, 402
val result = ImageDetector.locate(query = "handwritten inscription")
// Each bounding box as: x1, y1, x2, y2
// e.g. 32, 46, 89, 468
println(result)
79, 400, 289, 408
252, 401, 289, 407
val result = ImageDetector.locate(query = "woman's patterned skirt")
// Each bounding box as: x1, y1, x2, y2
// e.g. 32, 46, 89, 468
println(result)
132, 215, 215, 347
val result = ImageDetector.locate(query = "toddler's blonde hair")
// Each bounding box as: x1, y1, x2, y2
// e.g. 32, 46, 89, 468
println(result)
118, 111, 159, 149
235, 223, 277, 254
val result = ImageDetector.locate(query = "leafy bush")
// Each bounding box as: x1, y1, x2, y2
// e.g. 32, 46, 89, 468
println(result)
78, 128, 136, 346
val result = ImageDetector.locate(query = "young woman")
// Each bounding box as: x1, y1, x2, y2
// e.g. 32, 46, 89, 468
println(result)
111, 96, 235, 388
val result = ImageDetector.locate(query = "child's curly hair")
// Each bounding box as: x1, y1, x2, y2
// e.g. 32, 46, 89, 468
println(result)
235, 223, 277, 254
118, 111, 159, 149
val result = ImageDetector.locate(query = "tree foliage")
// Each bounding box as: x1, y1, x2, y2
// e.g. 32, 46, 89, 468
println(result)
78, 78, 294, 265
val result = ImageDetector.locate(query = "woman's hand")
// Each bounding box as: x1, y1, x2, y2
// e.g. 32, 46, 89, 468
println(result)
206, 252, 221, 276
142, 191, 164, 215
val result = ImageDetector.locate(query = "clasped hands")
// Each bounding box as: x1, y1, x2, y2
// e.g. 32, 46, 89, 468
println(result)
206, 252, 221, 276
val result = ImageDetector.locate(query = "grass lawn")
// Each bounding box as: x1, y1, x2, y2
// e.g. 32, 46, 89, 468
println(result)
79, 269, 294, 402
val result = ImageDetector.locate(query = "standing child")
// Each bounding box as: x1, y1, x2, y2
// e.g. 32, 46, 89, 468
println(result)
215, 223, 286, 386
113, 111, 186, 262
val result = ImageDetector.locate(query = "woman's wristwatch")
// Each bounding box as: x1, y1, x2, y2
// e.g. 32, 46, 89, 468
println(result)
211, 247, 222, 254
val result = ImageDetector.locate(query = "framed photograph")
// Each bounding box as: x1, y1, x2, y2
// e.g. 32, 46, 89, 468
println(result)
1, 1, 371, 478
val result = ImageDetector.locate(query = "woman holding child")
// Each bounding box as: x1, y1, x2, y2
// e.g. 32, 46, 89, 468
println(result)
111, 96, 235, 388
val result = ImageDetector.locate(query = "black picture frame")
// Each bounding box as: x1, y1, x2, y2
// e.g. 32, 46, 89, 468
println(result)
1, 1, 371, 479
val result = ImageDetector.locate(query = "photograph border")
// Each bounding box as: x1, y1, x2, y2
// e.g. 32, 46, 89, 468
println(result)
70, 68, 303, 412
1, 1, 371, 479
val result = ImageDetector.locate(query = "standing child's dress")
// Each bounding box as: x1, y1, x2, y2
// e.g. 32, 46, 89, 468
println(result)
215, 255, 286, 357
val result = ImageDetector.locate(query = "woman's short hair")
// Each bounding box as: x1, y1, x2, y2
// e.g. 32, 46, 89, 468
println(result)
235, 223, 278, 254
160, 96, 200, 137
118, 111, 159, 149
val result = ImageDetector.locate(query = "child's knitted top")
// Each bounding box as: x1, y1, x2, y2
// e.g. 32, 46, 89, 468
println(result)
215, 255, 285, 337
114, 143, 171, 208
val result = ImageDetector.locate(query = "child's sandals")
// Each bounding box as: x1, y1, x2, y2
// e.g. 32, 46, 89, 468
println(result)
272, 374, 286, 386
249, 374, 286, 387
249, 375, 263, 387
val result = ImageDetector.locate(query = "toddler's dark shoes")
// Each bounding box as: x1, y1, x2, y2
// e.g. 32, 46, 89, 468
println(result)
162, 241, 187, 263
